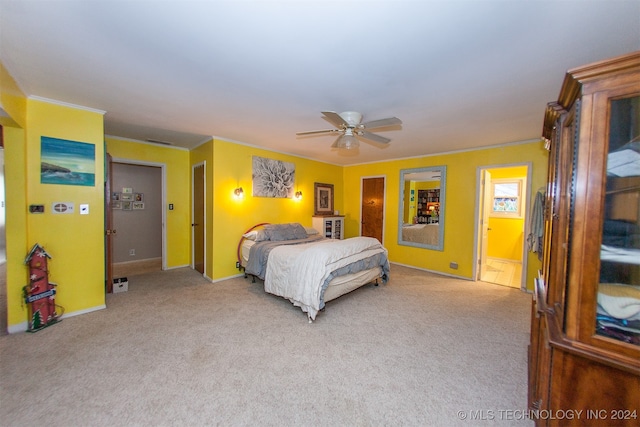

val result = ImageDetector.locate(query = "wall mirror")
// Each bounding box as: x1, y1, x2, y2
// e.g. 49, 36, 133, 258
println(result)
398, 166, 446, 251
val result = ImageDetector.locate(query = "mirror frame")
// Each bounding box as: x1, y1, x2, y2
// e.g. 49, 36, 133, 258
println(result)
397, 166, 446, 251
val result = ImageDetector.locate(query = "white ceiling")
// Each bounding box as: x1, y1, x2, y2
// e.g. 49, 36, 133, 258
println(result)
1, 1, 639, 165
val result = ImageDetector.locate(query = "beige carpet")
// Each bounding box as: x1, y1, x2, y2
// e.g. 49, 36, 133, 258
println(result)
0, 264, 533, 426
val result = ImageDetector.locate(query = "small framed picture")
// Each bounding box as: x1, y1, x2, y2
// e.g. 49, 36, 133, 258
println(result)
112, 192, 121, 201
112, 202, 122, 209
121, 193, 134, 201
314, 182, 334, 216
135, 193, 144, 202
122, 201, 133, 210
122, 187, 133, 194
133, 202, 145, 210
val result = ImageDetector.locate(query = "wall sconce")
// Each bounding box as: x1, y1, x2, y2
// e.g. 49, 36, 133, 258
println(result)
294, 191, 303, 200
234, 187, 244, 199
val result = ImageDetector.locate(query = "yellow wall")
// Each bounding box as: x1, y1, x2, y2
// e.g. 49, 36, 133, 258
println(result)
210, 139, 343, 279
105, 137, 192, 269
3, 124, 28, 330
344, 142, 548, 290
486, 166, 527, 261
1, 58, 550, 333
3, 98, 107, 330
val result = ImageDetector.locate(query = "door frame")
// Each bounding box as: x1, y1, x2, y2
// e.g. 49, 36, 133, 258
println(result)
359, 175, 386, 242
191, 161, 206, 275
111, 157, 167, 270
472, 162, 532, 290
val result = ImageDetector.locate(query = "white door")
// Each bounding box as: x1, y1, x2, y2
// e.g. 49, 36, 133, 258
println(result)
478, 170, 491, 280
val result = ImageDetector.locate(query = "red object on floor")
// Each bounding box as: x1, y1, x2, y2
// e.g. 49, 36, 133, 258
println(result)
23, 244, 59, 332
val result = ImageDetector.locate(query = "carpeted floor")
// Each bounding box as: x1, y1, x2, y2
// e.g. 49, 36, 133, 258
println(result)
0, 264, 534, 426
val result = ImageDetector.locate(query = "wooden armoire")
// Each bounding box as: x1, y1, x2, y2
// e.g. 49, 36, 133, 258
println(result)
528, 51, 640, 426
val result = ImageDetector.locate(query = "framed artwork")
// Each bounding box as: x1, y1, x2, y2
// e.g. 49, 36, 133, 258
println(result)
40, 136, 95, 186
314, 182, 334, 215
112, 202, 122, 209
112, 192, 121, 201
252, 156, 295, 198
121, 193, 134, 201
135, 193, 144, 202
122, 201, 132, 211
133, 202, 145, 210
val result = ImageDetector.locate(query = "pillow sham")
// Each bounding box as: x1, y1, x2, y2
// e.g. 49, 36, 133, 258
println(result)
305, 227, 319, 235
242, 229, 269, 242
264, 223, 308, 241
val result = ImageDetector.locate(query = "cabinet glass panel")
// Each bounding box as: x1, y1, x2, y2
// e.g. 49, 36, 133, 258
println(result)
597, 95, 640, 346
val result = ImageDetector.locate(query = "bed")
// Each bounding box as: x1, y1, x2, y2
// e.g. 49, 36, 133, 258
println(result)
238, 223, 390, 322
401, 223, 439, 246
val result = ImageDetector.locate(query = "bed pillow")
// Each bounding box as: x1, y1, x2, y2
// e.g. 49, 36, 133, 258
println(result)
264, 223, 308, 241
242, 229, 269, 242
305, 227, 319, 235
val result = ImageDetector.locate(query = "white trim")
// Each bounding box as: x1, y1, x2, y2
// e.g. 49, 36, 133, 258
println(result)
191, 136, 215, 150
344, 138, 543, 167
7, 322, 28, 334
209, 137, 346, 167
191, 161, 207, 277
164, 263, 191, 270
210, 273, 245, 283
359, 175, 386, 244
111, 157, 167, 271
472, 162, 532, 291
390, 262, 471, 281
7, 304, 107, 334
105, 135, 190, 151
28, 95, 106, 115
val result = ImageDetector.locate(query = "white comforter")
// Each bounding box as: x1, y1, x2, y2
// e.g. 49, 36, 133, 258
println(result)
264, 236, 387, 320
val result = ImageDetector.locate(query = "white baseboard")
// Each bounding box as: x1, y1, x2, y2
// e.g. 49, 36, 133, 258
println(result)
389, 261, 472, 281
164, 264, 190, 270
7, 304, 107, 334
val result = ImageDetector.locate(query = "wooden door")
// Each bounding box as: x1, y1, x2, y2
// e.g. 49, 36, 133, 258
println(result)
105, 153, 114, 293
192, 164, 205, 274
361, 177, 384, 242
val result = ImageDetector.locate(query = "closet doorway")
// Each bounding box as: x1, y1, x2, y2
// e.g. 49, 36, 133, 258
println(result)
361, 176, 385, 243
110, 159, 166, 279
475, 164, 531, 289
192, 162, 205, 275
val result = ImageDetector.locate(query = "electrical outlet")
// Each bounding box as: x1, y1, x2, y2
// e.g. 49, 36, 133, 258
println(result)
449, 262, 458, 270
236, 261, 240, 269
129, 249, 135, 256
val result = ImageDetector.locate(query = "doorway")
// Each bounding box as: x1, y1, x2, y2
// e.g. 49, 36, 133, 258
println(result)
475, 164, 531, 289
361, 176, 385, 243
192, 162, 205, 275
109, 159, 166, 279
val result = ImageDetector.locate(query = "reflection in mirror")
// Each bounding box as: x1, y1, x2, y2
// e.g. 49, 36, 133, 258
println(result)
398, 166, 446, 251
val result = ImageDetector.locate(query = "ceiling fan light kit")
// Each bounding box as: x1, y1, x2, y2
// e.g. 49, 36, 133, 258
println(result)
297, 111, 402, 150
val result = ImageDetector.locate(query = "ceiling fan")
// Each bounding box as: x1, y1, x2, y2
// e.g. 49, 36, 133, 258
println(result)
296, 111, 402, 150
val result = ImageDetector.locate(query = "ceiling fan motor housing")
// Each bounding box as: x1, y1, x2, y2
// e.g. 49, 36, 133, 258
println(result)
339, 111, 362, 127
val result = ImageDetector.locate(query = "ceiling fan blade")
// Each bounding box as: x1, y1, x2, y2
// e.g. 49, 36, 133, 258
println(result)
321, 111, 349, 128
296, 129, 340, 136
361, 117, 402, 130
359, 131, 391, 144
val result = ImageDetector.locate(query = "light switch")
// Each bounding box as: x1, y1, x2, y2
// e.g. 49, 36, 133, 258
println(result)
80, 204, 89, 215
